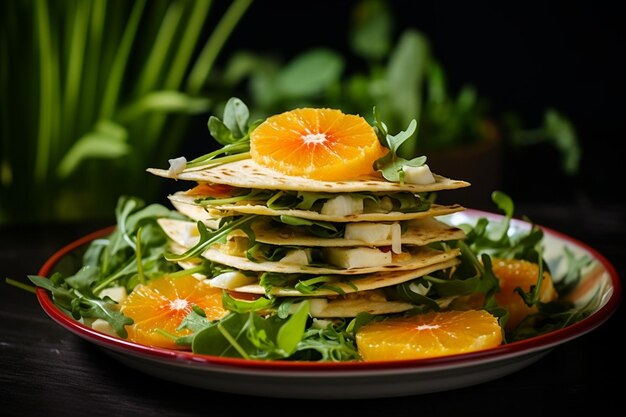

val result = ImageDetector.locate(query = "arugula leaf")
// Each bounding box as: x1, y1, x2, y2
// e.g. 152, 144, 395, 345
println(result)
195, 188, 272, 206
164, 215, 258, 262
259, 272, 295, 294
293, 318, 360, 361
554, 247, 593, 296
462, 191, 545, 262
276, 300, 310, 355
191, 313, 252, 358
27, 196, 183, 336
373, 117, 427, 183
295, 275, 344, 295
185, 97, 262, 170
395, 280, 439, 310
222, 292, 275, 313
79, 296, 134, 337
28, 274, 133, 338
276, 216, 343, 238
222, 97, 250, 139
189, 302, 312, 360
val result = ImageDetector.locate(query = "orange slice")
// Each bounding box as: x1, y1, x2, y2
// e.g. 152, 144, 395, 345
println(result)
120, 275, 228, 349
491, 258, 558, 331
356, 310, 502, 361
185, 183, 234, 198
250, 108, 387, 181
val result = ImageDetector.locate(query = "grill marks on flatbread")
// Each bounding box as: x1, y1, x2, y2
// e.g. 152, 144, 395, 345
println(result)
147, 159, 470, 193
169, 191, 465, 223
159, 218, 460, 275
175, 255, 461, 297
232, 258, 461, 297
150, 157, 468, 317
205, 246, 459, 275
158, 217, 465, 248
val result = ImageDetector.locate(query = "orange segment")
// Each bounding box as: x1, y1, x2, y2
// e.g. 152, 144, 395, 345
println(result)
250, 108, 387, 181
185, 183, 234, 198
120, 275, 228, 349
491, 258, 558, 331
356, 310, 502, 361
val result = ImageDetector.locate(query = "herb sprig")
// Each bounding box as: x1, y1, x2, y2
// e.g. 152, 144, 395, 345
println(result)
172, 98, 262, 174
372, 108, 427, 183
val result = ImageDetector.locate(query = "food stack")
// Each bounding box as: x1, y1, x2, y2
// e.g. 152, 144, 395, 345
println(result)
148, 108, 471, 319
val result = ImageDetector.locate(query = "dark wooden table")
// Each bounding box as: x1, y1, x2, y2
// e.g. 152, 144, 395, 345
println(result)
1, 202, 624, 416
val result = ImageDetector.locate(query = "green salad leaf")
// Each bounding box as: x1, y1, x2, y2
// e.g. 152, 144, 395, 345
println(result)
373, 110, 427, 183
184, 97, 262, 170
18, 164, 597, 361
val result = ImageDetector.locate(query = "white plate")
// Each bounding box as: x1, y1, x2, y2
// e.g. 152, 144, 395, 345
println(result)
36, 209, 621, 399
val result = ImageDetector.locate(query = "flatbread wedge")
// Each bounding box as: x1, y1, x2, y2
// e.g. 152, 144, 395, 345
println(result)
147, 158, 470, 193
157, 217, 465, 248
169, 192, 465, 223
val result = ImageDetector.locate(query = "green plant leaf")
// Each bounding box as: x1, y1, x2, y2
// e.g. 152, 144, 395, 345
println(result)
544, 109, 581, 175
386, 29, 429, 133
117, 91, 210, 122
57, 125, 131, 179
491, 190, 514, 218
222, 97, 250, 138
373, 119, 426, 182
275, 49, 344, 98
207, 116, 234, 146
222, 51, 265, 86
276, 300, 310, 354
349, 0, 392, 60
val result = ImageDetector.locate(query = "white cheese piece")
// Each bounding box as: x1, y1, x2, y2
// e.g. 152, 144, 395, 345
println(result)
311, 318, 333, 329
320, 195, 364, 216
167, 156, 187, 177
408, 280, 431, 296
309, 299, 329, 316
91, 319, 117, 337
280, 248, 313, 265
205, 271, 255, 289
403, 164, 435, 184
390, 222, 402, 254
323, 247, 392, 269
98, 286, 127, 303
344, 222, 392, 243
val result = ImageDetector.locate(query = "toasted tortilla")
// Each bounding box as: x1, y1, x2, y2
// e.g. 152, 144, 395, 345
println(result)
230, 258, 461, 296
171, 201, 220, 228
253, 217, 465, 247
172, 259, 458, 317
300, 290, 414, 317
169, 192, 465, 223
147, 159, 470, 193
158, 217, 465, 248
201, 246, 460, 275
161, 221, 460, 275
174, 255, 461, 297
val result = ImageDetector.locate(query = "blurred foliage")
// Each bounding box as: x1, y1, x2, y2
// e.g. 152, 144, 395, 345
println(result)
0, 0, 581, 225
0, 0, 252, 224
209, 0, 581, 170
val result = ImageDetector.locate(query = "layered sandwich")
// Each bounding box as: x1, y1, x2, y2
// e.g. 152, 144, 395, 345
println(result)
148, 106, 475, 322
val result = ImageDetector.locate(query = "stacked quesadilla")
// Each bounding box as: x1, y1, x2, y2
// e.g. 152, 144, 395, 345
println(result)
147, 156, 471, 318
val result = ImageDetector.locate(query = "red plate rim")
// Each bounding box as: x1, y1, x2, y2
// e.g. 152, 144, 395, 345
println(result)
36, 209, 622, 373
